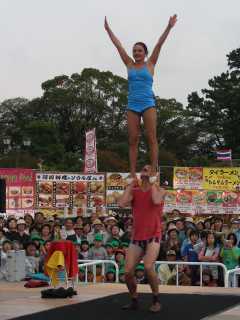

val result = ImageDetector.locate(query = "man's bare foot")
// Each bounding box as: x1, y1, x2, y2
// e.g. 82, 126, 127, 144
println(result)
122, 298, 139, 310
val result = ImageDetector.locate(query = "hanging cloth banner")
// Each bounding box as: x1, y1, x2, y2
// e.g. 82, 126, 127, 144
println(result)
84, 129, 98, 173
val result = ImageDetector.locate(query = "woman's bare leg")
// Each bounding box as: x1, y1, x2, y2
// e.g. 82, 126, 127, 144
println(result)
127, 110, 141, 177
143, 107, 158, 176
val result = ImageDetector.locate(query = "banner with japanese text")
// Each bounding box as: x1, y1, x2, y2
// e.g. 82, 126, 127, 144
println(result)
36, 172, 105, 217
174, 167, 240, 191
202, 168, 240, 191
0, 168, 35, 215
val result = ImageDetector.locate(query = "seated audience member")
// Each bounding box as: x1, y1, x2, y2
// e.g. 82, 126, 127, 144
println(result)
135, 264, 147, 284
52, 223, 63, 240
61, 218, 75, 239
220, 233, 240, 270
67, 224, 84, 243
105, 268, 116, 283
25, 242, 39, 277
24, 214, 34, 234
163, 227, 181, 260
39, 240, 52, 273
114, 249, 125, 268
5, 217, 18, 241
80, 240, 90, 259
16, 219, 30, 247
174, 217, 186, 244
88, 234, 108, 260
40, 224, 53, 242
231, 219, 240, 246
0, 240, 12, 279
105, 242, 115, 260
182, 230, 202, 285
0, 228, 6, 247
202, 269, 217, 287
198, 231, 220, 281
108, 225, 121, 243
87, 219, 108, 244
158, 250, 177, 285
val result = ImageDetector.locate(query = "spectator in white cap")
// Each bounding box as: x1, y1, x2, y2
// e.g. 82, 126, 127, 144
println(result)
88, 219, 108, 244
158, 250, 177, 285
16, 219, 30, 247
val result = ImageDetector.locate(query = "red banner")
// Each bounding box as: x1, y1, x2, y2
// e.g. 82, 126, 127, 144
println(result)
0, 168, 35, 214
84, 129, 97, 173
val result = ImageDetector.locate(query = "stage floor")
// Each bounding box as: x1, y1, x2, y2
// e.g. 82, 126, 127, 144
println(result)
0, 282, 239, 320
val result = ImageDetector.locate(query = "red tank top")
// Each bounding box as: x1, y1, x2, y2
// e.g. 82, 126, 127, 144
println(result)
132, 187, 163, 241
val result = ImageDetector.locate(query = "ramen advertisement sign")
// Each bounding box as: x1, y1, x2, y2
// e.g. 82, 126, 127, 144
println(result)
174, 167, 240, 191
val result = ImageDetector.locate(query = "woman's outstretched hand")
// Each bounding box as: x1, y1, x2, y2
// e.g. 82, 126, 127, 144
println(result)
168, 14, 177, 28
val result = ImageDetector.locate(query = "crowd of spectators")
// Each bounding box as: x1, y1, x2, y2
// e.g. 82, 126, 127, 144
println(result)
1, 209, 240, 286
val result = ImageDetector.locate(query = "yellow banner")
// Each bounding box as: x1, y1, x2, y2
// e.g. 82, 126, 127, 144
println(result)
203, 168, 240, 191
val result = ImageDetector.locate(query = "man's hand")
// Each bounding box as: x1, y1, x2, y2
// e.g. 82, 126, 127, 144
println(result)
168, 14, 177, 29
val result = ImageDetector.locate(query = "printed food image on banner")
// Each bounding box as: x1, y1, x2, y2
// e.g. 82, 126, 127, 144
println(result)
192, 190, 206, 205
36, 172, 105, 216
206, 191, 223, 204
106, 173, 141, 208
0, 168, 36, 214
106, 190, 124, 207
173, 167, 203, 189
203, 167, 240, 191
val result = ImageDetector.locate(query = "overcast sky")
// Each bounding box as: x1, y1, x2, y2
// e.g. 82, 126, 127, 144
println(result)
0, 0, 239, 105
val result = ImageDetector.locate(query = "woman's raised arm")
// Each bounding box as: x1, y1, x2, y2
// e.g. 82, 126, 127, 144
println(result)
148, 14, 177, 67
104, 17, 133, 67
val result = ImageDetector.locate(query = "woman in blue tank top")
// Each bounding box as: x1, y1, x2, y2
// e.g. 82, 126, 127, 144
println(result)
105, 15, 177, 181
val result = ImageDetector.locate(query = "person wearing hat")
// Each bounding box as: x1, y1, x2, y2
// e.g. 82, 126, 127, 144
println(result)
88, 234, 108, 261
135, 264, 147, 284
105, 267, 116, 283
88, 219, 108, 244
105, 242, 115, 260
162, 227, 181, 260
158, 250, 177, 285
118, 164, 166, 313
67, 224, 84, 244
16, 219, 30, 246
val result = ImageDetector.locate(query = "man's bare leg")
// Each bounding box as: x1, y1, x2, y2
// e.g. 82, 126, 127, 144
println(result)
144, 241, 161, 312
123, 243, 142, 310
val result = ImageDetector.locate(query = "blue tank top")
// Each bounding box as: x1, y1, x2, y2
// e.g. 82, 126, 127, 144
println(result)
127, 65, 155, 112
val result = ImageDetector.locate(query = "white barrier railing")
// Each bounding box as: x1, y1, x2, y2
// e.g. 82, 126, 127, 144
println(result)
155, 261, 228, 288
78, 260, 119, 284
78, 259, 229, 287
226, 267, 240, 288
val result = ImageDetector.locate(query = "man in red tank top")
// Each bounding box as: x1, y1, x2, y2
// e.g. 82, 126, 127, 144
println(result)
118, 165, 166, 313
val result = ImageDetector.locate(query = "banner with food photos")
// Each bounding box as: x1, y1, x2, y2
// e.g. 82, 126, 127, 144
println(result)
173, 167, 203, 190
0, 168, 35, 214
36, 172, 105, 216
163, 189, 240, 214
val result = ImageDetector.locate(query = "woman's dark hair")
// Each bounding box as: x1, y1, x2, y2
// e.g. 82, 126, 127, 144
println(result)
134, 42, 148, 55
40, 223, 51, 233
206, 231, 217, 248
227, 233, 238, 246
189, 230, 199, 238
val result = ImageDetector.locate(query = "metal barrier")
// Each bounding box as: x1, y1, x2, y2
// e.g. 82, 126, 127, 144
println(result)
78, 260, 119, 284
226, 267, 240, 288
155, 261, 228, 288
78, 259, 229, 287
